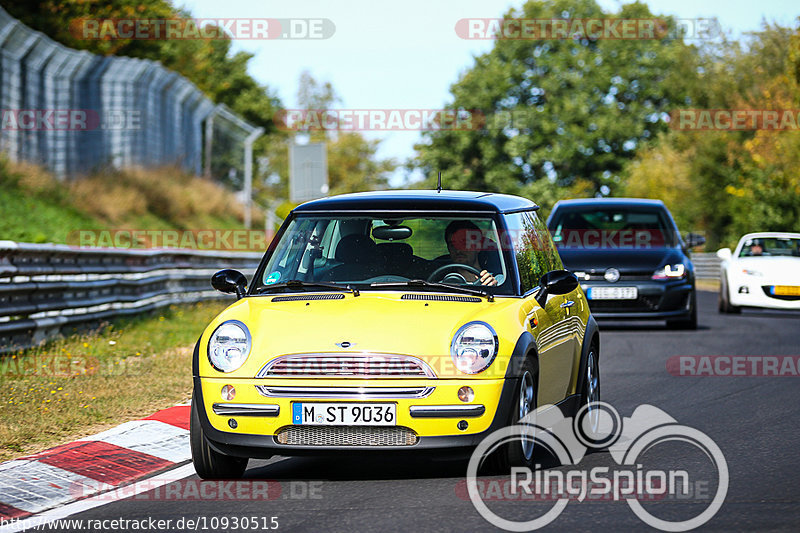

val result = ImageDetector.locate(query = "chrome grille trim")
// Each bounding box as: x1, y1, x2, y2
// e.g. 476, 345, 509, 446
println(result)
257, 353, 437, 379
255, 385, 435, 399
212, 403, 280, 417
275, 425, 418, 446
409, 404, 486, 418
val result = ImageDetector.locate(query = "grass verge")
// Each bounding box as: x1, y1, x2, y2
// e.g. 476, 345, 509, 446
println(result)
0, 300, 230, 462
0, 157, 258, 244
696, 278, 720, 292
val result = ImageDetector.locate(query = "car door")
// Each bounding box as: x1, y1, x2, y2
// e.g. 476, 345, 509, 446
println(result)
506, 211, 576, 405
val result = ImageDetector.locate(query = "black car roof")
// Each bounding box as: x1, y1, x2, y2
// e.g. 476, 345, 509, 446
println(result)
552, 197, 666, 209
292, 189, 539, 214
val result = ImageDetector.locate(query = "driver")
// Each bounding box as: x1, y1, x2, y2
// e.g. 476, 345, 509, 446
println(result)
443, 220, 498, 286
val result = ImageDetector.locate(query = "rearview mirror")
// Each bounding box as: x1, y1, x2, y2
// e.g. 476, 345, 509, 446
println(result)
211, 269, 248, 299
716, 248, 732, 261
685, 233, 706, 248
535, 270, 579, 306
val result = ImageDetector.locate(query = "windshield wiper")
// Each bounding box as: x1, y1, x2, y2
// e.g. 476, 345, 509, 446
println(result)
256, 280, 359, 296
369, 279, 494, 301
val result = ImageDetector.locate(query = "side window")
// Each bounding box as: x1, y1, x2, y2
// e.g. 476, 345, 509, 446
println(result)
504, 211, 563, 294
529, 211, 563, 271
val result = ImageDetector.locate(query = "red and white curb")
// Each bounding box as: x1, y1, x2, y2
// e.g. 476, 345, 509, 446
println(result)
0, 405, 191, 522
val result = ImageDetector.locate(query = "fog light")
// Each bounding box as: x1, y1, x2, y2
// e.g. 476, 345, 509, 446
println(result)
228, 418, 238, 429
738, 286, 749, 294
457, 420, 468, 431
458, 386, 474, 403
221, 384, 236, 401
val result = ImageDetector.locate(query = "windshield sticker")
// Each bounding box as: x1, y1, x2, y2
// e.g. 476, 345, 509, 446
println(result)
265, 271, 281, 285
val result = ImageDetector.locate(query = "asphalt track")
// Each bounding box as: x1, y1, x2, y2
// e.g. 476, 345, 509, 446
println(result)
40, 291, 800, 532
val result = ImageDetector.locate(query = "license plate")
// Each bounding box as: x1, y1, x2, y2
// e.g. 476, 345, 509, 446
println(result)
587, 287, 638, 300
292, 403, 396, 426
773, 285, 800, 296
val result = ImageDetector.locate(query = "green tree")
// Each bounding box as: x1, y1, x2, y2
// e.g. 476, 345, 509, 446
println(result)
415, 0, 699, 195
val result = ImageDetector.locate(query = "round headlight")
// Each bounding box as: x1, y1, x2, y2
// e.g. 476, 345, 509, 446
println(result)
451, 322, 498, 374
208, 321, 251, 372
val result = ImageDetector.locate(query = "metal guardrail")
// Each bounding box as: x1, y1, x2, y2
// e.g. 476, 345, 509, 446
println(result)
692, 252, 721, 280
0, 241, 261, 353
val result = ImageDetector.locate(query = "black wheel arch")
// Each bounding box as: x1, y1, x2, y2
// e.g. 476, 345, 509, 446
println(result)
573, 315, 600, 399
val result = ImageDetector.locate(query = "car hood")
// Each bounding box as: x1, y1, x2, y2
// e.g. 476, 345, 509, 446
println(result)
198, 291, 527, 378
556, 247, 685, 273
730, 256, 800, 279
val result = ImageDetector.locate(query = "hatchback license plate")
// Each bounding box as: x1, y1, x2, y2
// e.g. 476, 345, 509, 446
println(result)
587, 287, 638, 300
292, 403, 396, 426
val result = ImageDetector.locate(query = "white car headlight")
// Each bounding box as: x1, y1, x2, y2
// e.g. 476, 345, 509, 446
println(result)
742, 268, 763, 277
208, 321, 251, 372
652, 263, 686, 280
451, 322, 498, 374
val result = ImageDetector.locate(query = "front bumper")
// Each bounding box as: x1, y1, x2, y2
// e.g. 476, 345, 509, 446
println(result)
728, 279, 800, 310
580, 279, 694, 319
194, 376, 514, 456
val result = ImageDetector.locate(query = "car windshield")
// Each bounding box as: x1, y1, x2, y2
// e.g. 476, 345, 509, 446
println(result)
254, 214, 512, 294
549, 207, 676, 249
738, 237, 800, 257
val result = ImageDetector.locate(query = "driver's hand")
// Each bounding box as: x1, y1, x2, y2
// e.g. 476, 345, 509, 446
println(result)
479, 270, 497, 286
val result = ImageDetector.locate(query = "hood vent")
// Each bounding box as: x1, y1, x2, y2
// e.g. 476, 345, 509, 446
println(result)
271, 293, 345, 302
400, 293, 481, 302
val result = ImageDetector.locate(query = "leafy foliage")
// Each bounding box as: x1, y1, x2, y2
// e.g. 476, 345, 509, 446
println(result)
415, 0, 698, 195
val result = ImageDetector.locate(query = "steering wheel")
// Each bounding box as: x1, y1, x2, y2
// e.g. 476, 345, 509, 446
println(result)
427, 263, 483, 283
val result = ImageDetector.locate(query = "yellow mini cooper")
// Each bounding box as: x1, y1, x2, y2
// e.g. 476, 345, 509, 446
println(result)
190, 190, 599, 478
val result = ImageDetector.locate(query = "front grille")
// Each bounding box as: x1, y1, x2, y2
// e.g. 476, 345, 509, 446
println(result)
271, 294, 345, 302
258, 354, 436, 378
584, 273, 653, 282
275, 425, 418, 446
762, 287, 800, 301
400, 294, 481, 302
255, 385, 434, 399
588, 295, 661, 312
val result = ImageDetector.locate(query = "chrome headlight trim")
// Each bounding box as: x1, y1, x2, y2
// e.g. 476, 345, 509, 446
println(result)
207, 320, 251, 373
450, 321, 499, 375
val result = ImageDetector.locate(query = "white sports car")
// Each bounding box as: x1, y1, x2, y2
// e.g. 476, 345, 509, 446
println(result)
717, 232, 800, 313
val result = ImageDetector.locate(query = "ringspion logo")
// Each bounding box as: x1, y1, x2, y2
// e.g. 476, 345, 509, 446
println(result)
466, 402, 728, 531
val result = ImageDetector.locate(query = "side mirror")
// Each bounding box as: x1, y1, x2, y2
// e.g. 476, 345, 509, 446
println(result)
211, 269, 247, 299
536, 270, 579, 306
716, 248, 732, 261
685, 233, 706, 248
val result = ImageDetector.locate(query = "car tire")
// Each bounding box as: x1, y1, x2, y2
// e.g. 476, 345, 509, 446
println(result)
190, 397, 248, 480
577, 345, 600, 429
486, 356, 539, 473
668, 291, 698, 329
718, 275, 741, 314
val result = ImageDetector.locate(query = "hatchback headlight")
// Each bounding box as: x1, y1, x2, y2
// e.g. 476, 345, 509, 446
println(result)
208, 321, 251, 372
451, 322, 498, 374
652, 263, 686, 280
741, 268, 763, 277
